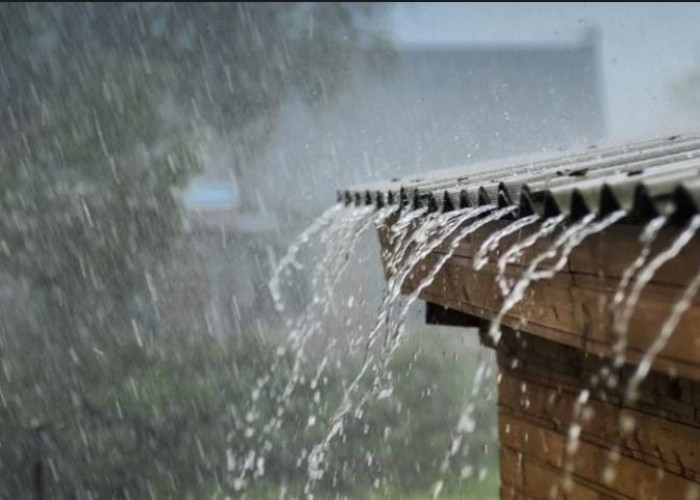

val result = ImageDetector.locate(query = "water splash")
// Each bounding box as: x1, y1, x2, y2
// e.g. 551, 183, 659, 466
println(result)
275, 205, 387, 401
380, 206, 493, 349
231, 204, 382, 492
388, 207, 484, 295
430, 354, 496, 499
316, 205, 394, 315
560, 388, 592, 495
559, 216, 698, 496
266, 198, 638, 497
384, 207, 430, 276
488, 210, 625, 344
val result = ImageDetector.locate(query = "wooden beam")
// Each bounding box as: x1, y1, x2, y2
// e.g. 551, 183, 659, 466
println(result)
425, 302, 486, 329
378, 219, 700, 381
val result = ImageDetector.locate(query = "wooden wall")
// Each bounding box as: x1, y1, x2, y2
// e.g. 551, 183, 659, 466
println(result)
497, 329, 700, 500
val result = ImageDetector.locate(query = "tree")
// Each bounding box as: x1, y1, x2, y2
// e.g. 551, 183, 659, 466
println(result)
0, 3, 394, 498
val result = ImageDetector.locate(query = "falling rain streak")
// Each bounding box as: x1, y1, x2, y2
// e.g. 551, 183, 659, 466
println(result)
12, 4, 700, 499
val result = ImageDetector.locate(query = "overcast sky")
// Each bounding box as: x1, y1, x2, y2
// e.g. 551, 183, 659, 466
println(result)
391, 2, 700, 141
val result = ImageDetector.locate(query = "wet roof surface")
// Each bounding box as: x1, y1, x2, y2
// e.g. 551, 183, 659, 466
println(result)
339, 133, 700, 222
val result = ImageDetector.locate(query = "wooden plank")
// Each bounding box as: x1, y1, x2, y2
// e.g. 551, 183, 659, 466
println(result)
496, 331, 700, 428
398, 251, 700, 381
425, 302, 486, 329
437, 220, 700, 289
377, 217, 700, 380
501, 446, 607, 500
499, 368, 700, 481
495, 330, 700, 499
501, 482, 539, 500
500, 412, 700, 500
376, 217, 700, 499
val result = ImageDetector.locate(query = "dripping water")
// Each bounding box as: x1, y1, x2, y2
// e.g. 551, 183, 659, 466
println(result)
267, 193, 699, 499
560, 214, 700, 496
489, 210, 625, 344
495, 215, 566, 297
268, 203, 344, 314
377, 206, 493, 350
231, 203, 383, 491
386, 205, 517, 353
474, 214, 540, 271
614, 214, 700, 366
624, 214, 700, 401
610, 215, 667, 368
305, 204, 499, 487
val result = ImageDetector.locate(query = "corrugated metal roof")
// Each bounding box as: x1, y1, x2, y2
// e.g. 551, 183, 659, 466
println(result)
338, 133, 700, 221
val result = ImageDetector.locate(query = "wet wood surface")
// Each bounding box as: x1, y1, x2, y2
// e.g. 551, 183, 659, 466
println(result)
378, 217, 700, 382
497, 330, 700, 500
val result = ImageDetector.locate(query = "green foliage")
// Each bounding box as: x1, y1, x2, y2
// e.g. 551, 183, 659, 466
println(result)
0, 331, 498, 499
315, 334, 499, 497
0, 2, 394, 341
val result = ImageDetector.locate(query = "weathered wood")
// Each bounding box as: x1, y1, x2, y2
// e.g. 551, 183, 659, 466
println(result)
499, 371, 700, 481
496, 330, 700, 499
501, 413, 699, 500
379, 218, 700, 381
497, 331, 700, 429
501, 447, 606, 500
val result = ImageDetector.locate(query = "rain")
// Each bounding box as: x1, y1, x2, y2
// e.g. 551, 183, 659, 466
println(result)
3, 3, 700, 500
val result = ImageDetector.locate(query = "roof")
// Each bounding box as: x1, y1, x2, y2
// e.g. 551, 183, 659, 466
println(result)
338, 132, 700, 222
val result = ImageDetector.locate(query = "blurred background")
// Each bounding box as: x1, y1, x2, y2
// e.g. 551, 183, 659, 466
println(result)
2, 3, 700, 499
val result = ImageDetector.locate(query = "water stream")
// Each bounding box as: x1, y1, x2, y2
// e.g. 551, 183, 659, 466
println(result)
473, 214, 540, 271
268, 203, 344, 314
559, 214, 700, 497
488, 210, 625, 344
304, 205, 497, 486
385, 205, 517, 355
379, 206, 493, 349
267, 196, 700, 499
623, 214, 700, 401
231, 204, 380, 491
495, 215, 566, 297
610, 215, 667, 368
613, 214, 700, 366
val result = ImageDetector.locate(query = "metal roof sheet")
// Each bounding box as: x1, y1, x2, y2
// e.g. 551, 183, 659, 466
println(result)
338, 133, 700, 221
